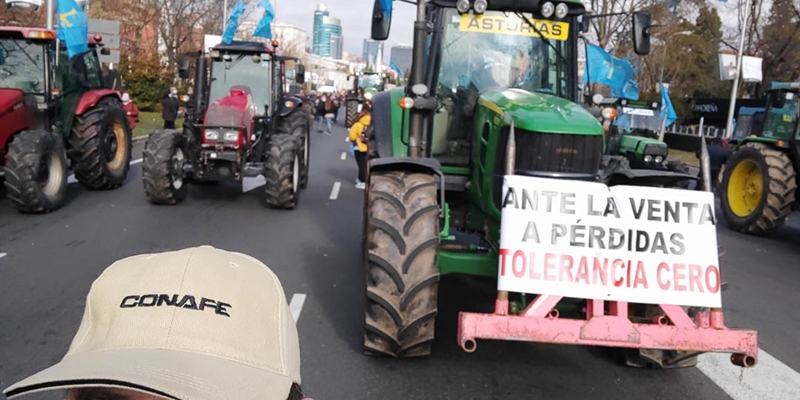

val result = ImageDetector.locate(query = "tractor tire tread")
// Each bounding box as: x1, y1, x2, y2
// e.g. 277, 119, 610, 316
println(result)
142, 130, 187, 205
264, 134, 300, 209
70, 97, 132, 190
3, 130, 68, 213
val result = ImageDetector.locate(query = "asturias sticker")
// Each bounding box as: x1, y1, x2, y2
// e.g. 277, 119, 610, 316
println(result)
459, 14, 569, 41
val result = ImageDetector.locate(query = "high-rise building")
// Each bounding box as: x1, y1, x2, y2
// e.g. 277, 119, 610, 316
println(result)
390, 44, 413, 75
312, 4, 343, 59
363, 39, 380, 65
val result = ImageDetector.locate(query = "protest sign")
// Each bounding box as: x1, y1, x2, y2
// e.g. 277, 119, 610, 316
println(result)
497, 175, 721, 308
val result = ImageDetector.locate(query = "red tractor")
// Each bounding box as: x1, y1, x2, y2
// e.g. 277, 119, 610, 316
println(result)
142, 40, 310, 208
1, 27, 132, 213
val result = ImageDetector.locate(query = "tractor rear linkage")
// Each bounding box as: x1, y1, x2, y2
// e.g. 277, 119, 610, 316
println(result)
457, 127, 758, 368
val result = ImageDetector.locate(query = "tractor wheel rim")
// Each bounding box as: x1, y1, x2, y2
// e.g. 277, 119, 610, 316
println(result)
39, 151, 64, 196
172, 148, 185, 190
293, 155, 299, 193
728, 159, 763, 217
105, 120, 127, 171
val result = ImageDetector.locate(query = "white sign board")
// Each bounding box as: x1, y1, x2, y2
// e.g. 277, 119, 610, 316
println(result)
88, 19, 120, 64
204, 34, 222, 53
719, 53, 763, 82
497, 176, 722, 308
622, 107, 655, 116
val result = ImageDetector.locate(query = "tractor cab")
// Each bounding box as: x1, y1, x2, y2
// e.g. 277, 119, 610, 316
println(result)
358, 72, 385, 94
760, 84, 799, 142
598, 98, 670, 169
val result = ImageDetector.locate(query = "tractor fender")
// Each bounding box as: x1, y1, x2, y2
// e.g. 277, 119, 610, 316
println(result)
279, 96, 303, 117
369, 157, 441, 176
75, 90, 121, 115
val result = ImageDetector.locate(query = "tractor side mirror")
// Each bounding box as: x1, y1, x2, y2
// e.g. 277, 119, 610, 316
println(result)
371, 0, 393, 41
178, 58, 191, 79
632, 11, 651, 55
580, 16, 590, 34
295, 64, 305, 84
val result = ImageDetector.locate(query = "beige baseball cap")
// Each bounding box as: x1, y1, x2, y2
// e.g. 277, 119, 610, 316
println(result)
3, 246, 301, 400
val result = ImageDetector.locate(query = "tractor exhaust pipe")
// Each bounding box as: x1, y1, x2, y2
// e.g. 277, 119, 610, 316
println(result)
495, 120, 517, 313
407, 0, 428, 158
194, 57, 207, 116
698, 117, 712, 192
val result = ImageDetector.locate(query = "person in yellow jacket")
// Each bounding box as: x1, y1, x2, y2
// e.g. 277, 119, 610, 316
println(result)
349, 101, 372, 189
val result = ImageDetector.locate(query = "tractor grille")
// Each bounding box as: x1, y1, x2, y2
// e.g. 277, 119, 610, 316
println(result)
493, 129, 603, 206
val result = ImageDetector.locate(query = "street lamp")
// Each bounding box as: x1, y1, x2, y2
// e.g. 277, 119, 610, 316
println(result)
658, 30, 692, 84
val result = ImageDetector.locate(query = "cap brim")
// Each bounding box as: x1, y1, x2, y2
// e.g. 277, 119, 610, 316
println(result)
3, 348, 293, 400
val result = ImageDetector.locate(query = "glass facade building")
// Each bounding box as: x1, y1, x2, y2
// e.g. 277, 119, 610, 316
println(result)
312, 4, 343, 59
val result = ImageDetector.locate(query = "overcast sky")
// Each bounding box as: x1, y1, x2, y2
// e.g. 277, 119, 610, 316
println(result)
267, 0, 417, 62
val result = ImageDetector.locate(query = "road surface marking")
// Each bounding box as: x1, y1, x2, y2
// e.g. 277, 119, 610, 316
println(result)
289, 293, 307, 323
131, 158, 143, 165
329, 181, 341, 200
0, 253, 7, 259
242, 176, 266, 193
697, 348, 800, 400
341, 152, 347, 160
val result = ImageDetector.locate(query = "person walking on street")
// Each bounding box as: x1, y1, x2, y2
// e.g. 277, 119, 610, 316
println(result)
316, 95, 334, 135
2, 246, 310, 400
121, 93, 139, 130
349, 101, 372, 189
161, 87, 179, 129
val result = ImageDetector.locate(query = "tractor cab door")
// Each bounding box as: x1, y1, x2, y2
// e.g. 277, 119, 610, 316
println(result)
52, 48, 103, 134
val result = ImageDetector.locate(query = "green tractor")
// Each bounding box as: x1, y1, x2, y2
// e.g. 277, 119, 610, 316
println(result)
720, 82, 799, 235
362, 0, 702, 363
597, 98, 692, 186
345, 72, 386, 128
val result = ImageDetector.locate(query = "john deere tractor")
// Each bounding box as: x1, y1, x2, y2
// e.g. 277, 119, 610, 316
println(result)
345, 72, 385, 127
596, 97, 692, 186
720, 82, 799, 235
362, 0, 699, 363
1, 27, 132, 213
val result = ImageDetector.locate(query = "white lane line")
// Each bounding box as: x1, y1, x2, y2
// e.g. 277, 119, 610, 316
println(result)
242, 176, 266, 193
289, 293, 307, 323
0, 253, 7, 259
131, 158, 143, 165
340, 152, 347, 160
697, 348, 800, 400
329, 181, 341, 200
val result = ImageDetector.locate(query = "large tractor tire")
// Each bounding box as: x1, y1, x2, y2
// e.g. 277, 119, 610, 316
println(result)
264, 134, 300, 209
70, 97, 132, 189
666, 160, 692, 189
142, 130, 189, 205
364, 170, 440, 357
278, 108, 311, 188
345, 99, 360, 128
720, 142, 797, 235
4, 131, 68, 213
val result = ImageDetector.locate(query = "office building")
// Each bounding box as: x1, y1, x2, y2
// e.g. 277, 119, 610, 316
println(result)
363, 39, 380, 65
390, 44, 412, 75
312, 4, 343, 59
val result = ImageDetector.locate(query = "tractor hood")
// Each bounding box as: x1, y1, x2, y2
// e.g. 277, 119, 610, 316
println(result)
204, 85, 257, 132
479, 89, 603, 135
0, 88, 24, 115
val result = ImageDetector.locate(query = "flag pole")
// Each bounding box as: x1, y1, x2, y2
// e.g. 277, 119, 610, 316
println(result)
46, 0, 54, 30
223, 0, 228, 34
724, 0, 751, 139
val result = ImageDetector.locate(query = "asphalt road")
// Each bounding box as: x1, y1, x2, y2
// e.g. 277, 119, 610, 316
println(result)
1, 118, 798, 400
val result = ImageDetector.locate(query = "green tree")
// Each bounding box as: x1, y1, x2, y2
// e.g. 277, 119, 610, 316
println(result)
119, 55, 172, 111
760, 0, 800, 84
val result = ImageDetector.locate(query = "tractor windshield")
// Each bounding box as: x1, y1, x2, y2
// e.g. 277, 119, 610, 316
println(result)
438, 10, 573, 98
0, 37, 46, 94
763, 92, 798, 139
359, 74, 383, 90
209, 54, 272, 114
615, 107, 662, 134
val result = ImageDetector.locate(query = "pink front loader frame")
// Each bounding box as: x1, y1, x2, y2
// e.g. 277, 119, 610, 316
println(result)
458, 295, 758, 367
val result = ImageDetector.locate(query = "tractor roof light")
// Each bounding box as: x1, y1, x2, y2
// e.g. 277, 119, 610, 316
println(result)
541, 2, 555, 18
555, 3, 569, 19
27, 30, 56, 39
210, 50, 221, 58
223, 54, 232, 61
651, 102, 659, 109
620, 99, 628, 106
592, 93, 604, 105
94, 34, 103, 42
399, 97, 415, 109
456, 0, 471, 14
473, 0, 488, 14
272, 40, 280, 48
601, 107, 617, 120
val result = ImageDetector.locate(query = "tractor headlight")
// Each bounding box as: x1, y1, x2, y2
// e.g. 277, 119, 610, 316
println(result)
655, 156, 664, 164
456, 0, 470, 13
223, 131, 240, 142
555, 3, 569, 19
205, 130, 220, 141
364, 92, 374, 100
644, 155, 653, 163
473, 0, 488, 14
541, 2, 555, 18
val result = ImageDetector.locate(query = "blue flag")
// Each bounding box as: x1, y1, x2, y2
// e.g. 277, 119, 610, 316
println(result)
660, 83, 677, 127
57, 0, 88, 58
390, 57, 402, 77
254, 0, 275, 39
222, 0, 246, 45
584, 44, 639, 100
